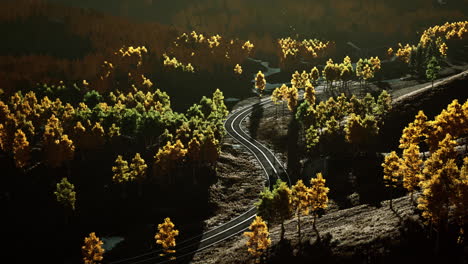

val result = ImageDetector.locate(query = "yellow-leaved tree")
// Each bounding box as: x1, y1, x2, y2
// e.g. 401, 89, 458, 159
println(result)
130, 153, 147, 196
112, 155, 131, 184
291, 179, 310, 241
244, 216, 271, 263
255, 71, 266, 96
13, 129, 31, 168
382, 151, 402, 209
454, 157, 468, 244
155, 217, 179, 260
82, 232, 105, 264
401, 143, 423, 202
304, 80, 316, 106
234, 64, 243, 74
309, 173, 329, 242
42, 115, 75, 168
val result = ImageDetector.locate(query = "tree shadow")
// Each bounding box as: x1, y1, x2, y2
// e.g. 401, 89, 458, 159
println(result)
287, 113, 301, 181
248, 101, 264, 139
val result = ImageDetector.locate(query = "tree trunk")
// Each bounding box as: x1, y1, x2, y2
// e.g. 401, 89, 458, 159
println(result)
280, 222, 285, 241
389, 188, 393, 210
297, 212, 301, 242
313, 213, 321, 243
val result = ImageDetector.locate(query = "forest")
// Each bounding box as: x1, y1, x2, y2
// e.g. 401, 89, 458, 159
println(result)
2, 0, 468, 263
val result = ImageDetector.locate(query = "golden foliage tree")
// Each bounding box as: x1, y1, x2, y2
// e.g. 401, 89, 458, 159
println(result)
82, 232, 105, 264
244, 216, 271, 262
255, 71, 266, 96
382, 151, 402, 209
234, 63, 243, 74
401, 143, 423, 201
155, 217, 179, 259
310, 66, 320, 84
454, 157, 468, 242
423, 134, 457, 179
12, 129, 31, 168
304, 80, 316, 106
418, 159, 459, 229
309, 173, 329, 242
130, 153, 147, 183
112, 155, 131, 184
286, 85, 299, 111
153, 140, 187, 182
42, 115, 75, 168
291, 179, 310, 240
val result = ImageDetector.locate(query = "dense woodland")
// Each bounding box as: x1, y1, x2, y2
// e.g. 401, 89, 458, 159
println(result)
2, 0, 468, 263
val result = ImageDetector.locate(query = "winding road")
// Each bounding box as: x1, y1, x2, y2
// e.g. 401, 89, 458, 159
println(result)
109, 97, 289, 264
107, 66, 468, 264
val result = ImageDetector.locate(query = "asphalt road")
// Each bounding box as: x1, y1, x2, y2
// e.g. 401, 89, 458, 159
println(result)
109, 97, 289, 264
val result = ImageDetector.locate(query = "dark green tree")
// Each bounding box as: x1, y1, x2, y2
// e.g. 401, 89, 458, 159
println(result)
426, 56, 441, 87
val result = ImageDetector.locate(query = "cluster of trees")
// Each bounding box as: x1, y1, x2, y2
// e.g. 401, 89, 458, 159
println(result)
0, 0, 256, 98
295, 89, 392, 154
382, 99, 468, 243
277, 37, 333, 70
169, 31, 255, 73
249, 174, 329, 259
0, 78, 229, 211
322, 56, 381, 93
167, 0, 465, 63
81, 217, 180, 263
390, 21, 468, 79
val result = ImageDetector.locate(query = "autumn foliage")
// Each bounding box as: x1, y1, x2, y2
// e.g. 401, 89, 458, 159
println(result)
155, 217, 179, 259
244, 216, 271, 261
82, 232, 105, 264
384, 99, 468, 239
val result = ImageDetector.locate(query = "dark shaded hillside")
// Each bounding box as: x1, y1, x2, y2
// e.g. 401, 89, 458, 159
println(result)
380, 70, 468, 151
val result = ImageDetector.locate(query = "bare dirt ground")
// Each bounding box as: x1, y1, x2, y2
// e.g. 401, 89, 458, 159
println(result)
192, 194, 418, 264
190, 68, 468, 264
203, 135, 265, 230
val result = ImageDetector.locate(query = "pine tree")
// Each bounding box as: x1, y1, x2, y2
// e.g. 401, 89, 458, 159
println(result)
426, 56, 440, 87
82, 232, 105, 264
155, 217, 179, 259
244, 216, 271, 262
12, 129, 31, 168
382, 151, 402, 209
54, 177, 76, 211
309, 173, 329, 242
255, 71, 266, 96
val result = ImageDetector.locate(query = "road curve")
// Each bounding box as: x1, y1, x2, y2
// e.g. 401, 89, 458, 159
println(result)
109, 97, 288, 264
